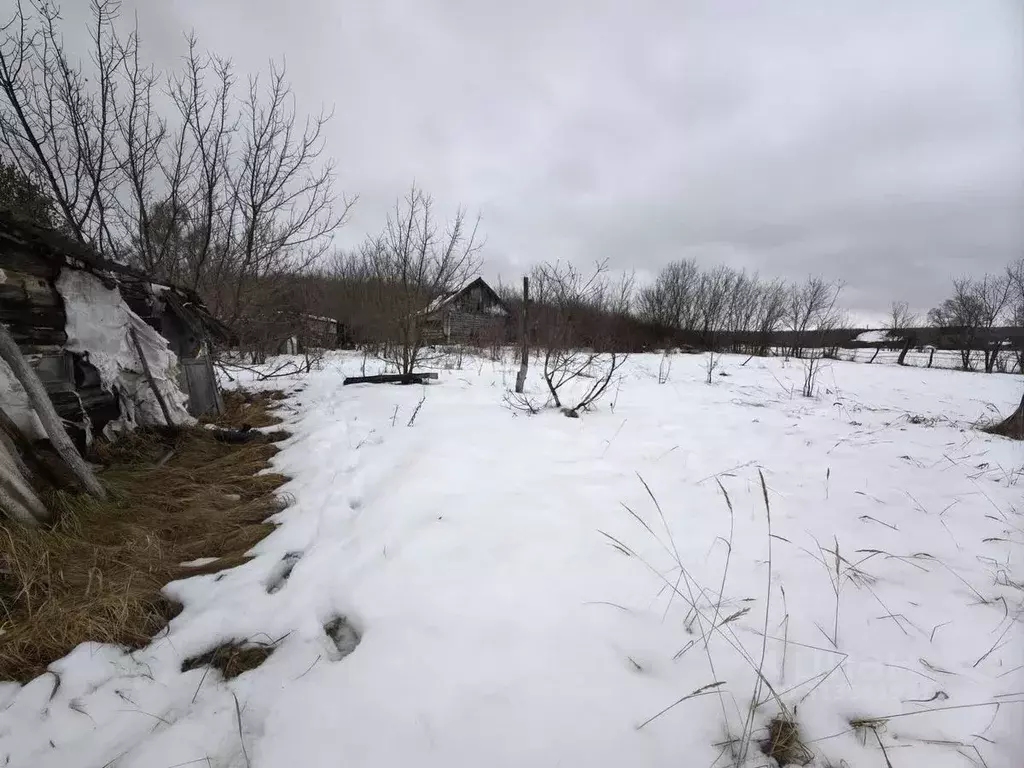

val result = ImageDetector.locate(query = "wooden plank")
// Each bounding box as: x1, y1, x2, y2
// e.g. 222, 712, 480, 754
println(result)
343, 373, 439, 385
0, 267, 60, 305
0, 303, 65, 329
8, 326, 67, 347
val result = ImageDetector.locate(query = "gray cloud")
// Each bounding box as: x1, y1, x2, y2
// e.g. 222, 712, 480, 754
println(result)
72, 0, 1024, 321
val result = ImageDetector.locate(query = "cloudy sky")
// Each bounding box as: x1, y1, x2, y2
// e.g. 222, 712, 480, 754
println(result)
73, 0, 1024, 321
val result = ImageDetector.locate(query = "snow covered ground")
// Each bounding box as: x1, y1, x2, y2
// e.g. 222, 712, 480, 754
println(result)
1, 351, 1022, 768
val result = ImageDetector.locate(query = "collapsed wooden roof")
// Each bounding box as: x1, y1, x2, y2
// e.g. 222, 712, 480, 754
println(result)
0, 209, 234, 347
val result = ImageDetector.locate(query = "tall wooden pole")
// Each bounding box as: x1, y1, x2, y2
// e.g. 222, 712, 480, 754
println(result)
515, 276, 530, 394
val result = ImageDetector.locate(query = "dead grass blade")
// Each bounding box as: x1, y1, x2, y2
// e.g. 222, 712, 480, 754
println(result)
636, 681, 726, 730
232, 692, 250, 768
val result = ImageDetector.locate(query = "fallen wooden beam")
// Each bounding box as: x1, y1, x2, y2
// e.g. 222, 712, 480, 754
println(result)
343, 373, 439, 386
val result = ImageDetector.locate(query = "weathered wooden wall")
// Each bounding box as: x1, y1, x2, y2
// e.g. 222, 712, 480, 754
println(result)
0, 228, 66, 353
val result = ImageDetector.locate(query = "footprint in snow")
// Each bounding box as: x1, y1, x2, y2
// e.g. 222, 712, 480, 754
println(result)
324, 615, 361, 661
265, 551, 303, 594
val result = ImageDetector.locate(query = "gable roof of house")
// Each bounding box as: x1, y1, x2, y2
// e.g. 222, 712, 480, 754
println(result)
422, 276, 510, 316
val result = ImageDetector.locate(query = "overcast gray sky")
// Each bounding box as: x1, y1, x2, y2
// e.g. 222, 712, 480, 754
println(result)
78, 0, 1024, 322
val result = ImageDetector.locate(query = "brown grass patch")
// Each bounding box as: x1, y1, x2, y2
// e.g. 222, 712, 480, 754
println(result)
759, 716, 813, 766
182, 639, 277, 680
0, 425, 288, 683
206, 389, 286, 429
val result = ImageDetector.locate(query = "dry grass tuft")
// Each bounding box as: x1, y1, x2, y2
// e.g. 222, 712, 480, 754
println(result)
207, 389, 287, 429
182, 639, 276, 680
759, 716, 813, 767
0, 423, 288, 683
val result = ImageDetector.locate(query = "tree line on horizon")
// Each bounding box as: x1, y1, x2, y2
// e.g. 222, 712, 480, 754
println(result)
2, 1, 1022, 374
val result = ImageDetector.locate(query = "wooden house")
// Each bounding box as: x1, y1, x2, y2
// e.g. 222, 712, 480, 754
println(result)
275, 313, 341, 355
0, 211, 233, 449
420, 277, 513, 345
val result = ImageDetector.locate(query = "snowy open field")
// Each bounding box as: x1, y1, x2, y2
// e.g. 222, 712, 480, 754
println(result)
1, 351, 1022, 768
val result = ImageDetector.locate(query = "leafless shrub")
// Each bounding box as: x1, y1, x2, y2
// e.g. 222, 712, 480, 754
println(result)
657, 350, 672, 384
406, 392, 426, 427
302, 346, 326, 374
802, 358, 822, 398
502, 390, 542, 416
705, 350, 718, 384
532, 260, 630, 416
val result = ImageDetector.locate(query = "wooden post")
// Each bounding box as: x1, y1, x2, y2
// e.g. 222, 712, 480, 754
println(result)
868, 348, 880, 363
515, 276, 529, 394
927, 348, 935, 368
897, 336, 912, 366
0, 322, 106, 500
130, 326, 174, 427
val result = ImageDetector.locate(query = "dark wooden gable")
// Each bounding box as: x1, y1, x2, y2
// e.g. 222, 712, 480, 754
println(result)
437, 277, 509, 317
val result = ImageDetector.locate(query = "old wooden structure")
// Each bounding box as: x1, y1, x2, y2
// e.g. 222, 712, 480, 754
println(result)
0, 211, 233, 447
275, 313, 341, 354
420, 277, 513, 345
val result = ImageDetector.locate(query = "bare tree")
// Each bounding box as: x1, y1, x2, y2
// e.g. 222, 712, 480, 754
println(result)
888, 301, 917, 333
928, 279, 981, 371
0, 159, 56, 225
696, 264, 737, 343
636, 258, 702, 331
753, 279, 789, 356
638, 261, 800, 358
1009, 258, 1024, 320
1007, 258, 1024, 373
724, 269, 762, 349
885, 301, 918, 365
0, 0, 128, 253
929, 275, 1009, 372
976, 273, 1012, 373
1, 0, 353, 352
359, 186, 482, 375
787, 276, 844, 358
